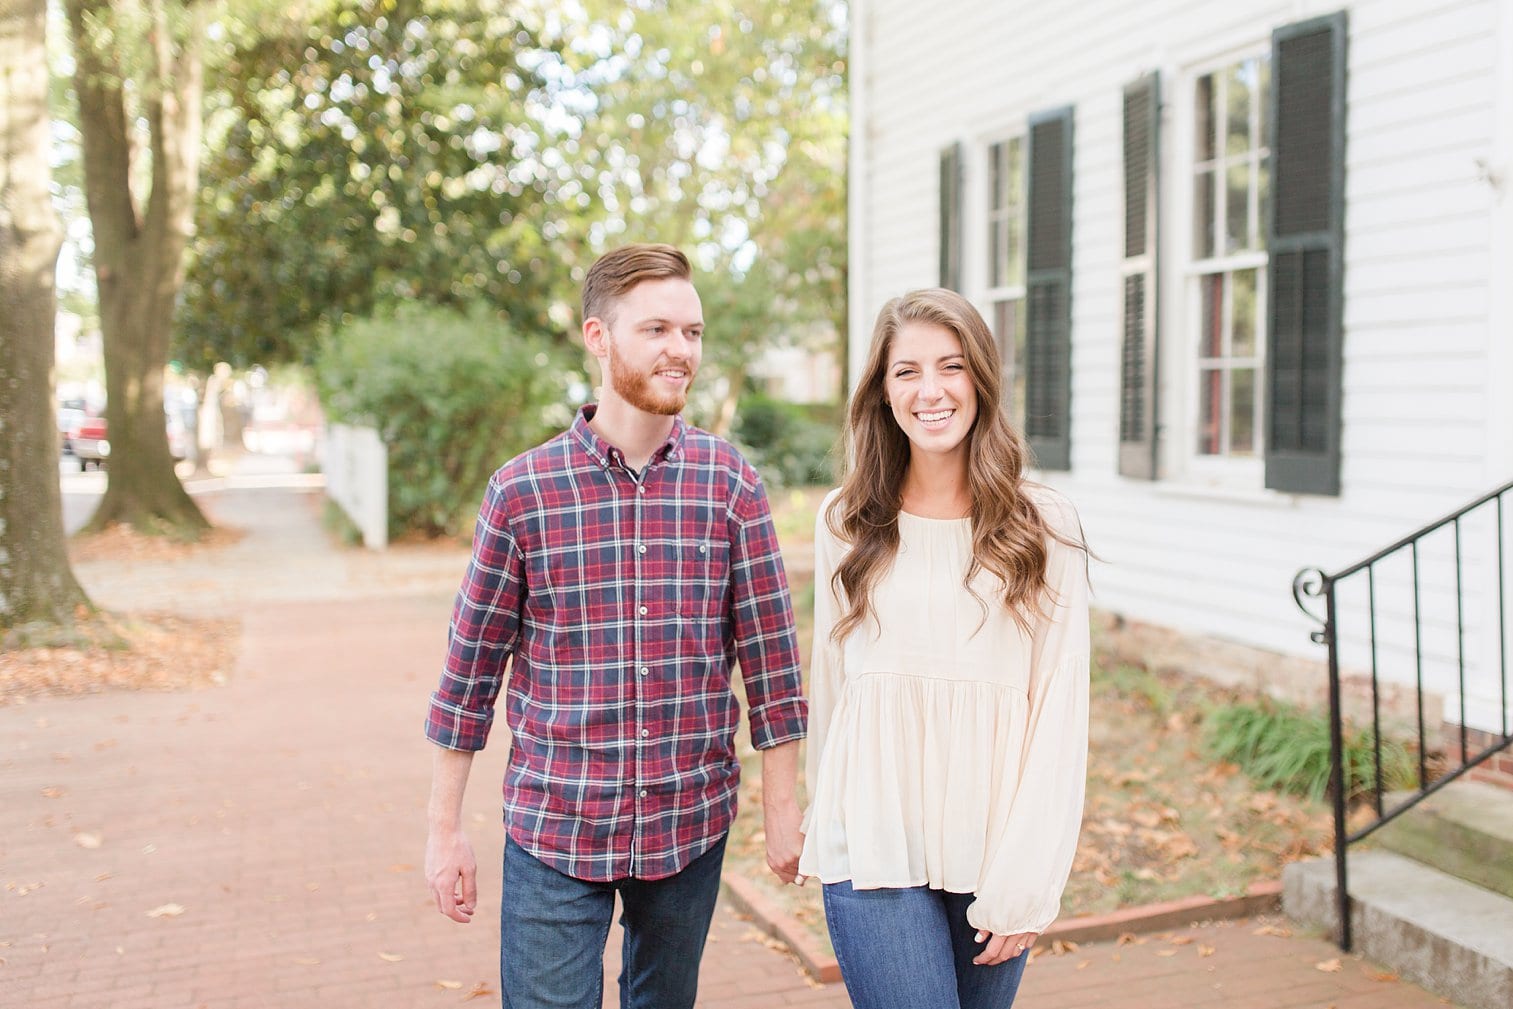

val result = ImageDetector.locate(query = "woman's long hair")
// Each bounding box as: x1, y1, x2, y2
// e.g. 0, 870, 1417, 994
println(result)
828, 288, 1080, 641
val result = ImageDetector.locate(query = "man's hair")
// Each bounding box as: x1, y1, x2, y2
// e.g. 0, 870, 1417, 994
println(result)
581, 243, 692, 326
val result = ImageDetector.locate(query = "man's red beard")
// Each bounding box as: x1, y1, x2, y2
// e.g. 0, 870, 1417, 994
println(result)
608, 348, 695, 416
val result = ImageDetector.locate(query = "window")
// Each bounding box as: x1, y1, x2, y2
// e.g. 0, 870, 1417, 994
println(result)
986, 136, 1026, 430
1189, 56, 1270, 461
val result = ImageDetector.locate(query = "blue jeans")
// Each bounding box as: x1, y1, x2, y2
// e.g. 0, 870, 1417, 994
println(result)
499, 834, 725, 1009
823, 879, 1029, 1009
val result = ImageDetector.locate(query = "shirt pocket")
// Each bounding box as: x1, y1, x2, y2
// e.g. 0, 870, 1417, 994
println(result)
680, 538, 732, 620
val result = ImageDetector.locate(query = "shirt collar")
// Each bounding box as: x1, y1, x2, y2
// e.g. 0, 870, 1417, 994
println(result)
571, 404, 688, 470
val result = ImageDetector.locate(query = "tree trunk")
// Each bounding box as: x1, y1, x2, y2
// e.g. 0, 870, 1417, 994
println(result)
66, 0, 209, 535
0, 0, 93, 631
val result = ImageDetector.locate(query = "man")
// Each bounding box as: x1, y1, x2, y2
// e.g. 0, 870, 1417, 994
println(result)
423, 243, 807, 1009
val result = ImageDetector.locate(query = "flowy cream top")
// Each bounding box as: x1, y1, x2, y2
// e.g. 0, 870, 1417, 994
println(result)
798, 487, 1090, 936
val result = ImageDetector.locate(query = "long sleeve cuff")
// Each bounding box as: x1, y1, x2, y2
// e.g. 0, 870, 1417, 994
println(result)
748, 694, 808, 750
424, 692, 495, 751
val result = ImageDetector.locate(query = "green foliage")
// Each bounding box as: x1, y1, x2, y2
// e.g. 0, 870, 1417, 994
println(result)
732, 395, 838, 487
179, 0, 568, 370
1203, 700, 1418, 803
315, 302, 584, 538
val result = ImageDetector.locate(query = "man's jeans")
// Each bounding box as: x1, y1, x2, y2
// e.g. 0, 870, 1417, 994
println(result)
823, 879, 1029, 1009
499, 834, 726, 1009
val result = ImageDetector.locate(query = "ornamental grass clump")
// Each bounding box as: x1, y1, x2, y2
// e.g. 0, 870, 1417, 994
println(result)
1203, 700, 1419, 803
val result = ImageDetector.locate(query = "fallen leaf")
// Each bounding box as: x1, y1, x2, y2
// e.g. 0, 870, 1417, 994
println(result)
387, 863, 414, 873
1365, 969, 1399, 983
1253, 924, 1292, 938
145, 903, 185, 918
74, 833, 103, 850
1155, 949, 1178, 957
94, 872, 113, 882
1168, 935, 1195, 946
435, 980, 462, 990
292, 957, 320, 966
41, 787, 66, 799
1315, 958, 1342, 973
378, 951, 403, 962
1076, 959, 1091, 970
1116, 932, 1139, 946
1198, 945, 1215, 957
464, 982, 496, 1000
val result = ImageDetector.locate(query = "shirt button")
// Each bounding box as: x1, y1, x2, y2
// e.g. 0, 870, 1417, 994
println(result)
638, 486, 646, 495
638, 544, 647, 554
639, 666, 649, 676
699, 544, 707, 554
640, 729, 650, 738
639, 789, 648, 798
638, 605, 648, 616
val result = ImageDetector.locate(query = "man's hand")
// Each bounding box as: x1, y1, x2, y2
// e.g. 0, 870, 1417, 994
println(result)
972, 929, 1038, 966
759, 739, 804, 884
425, 828, 478, 923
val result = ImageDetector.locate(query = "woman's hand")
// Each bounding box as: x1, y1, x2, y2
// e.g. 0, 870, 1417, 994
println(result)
971, 929, 1038, 966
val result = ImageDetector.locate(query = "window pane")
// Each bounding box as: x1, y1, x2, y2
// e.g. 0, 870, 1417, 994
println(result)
1225, 161, 1250, 254
1195, 73, 1216, 163
990, 143, 1004, 212
1257, 56, 1272, 151
1226, 61, 1254, 157
1232, 268, 1258, 356
1231, 367, 1256, 455
1257, 153, 1271, 249
1200, 273, 1224, 358
994, 299, 1026, 432
1194, 169, 1215, 259
1198, 367, 1224, 455
1005, 205, 1024, 289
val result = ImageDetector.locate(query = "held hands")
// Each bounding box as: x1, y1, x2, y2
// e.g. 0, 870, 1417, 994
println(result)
763, 798, 805, 885
425, 828, 478, 923
971, 929, 1038, 966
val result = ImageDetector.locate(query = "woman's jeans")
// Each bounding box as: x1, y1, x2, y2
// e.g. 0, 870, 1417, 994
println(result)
823, 879, 1029, 1009
499, 834, 725, 1009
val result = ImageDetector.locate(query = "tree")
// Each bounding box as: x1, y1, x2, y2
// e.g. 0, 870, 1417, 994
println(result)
178, 0, 568, 370
0, 0, 92, 631
64, 0, 209, 534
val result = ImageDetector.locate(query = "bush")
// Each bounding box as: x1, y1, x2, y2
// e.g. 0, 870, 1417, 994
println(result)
316, 303, 582, 538
1203, 700, 1419, 803
732, 395, 840, 488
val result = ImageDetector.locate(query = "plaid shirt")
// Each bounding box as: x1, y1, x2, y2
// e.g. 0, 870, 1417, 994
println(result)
425, 405, 806, 881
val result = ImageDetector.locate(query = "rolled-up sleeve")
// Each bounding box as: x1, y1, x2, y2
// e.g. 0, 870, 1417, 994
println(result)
424, 476, 525, 751
728, 470, 807, 750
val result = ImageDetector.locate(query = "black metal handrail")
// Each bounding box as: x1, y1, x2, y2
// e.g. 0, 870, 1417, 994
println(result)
1293, 477, 1513, 951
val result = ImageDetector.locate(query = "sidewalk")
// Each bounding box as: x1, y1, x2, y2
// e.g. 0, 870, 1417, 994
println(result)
2, 467, 1459, 1008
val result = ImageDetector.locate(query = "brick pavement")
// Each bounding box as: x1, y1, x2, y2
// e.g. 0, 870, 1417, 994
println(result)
0, 478, 1463, 1008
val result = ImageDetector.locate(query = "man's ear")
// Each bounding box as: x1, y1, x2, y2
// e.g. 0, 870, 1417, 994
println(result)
582, 316, 610, 359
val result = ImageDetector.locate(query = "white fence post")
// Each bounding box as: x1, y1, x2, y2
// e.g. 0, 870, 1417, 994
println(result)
322, 423, 388, 549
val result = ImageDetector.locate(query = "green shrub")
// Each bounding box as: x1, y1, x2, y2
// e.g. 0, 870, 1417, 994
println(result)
316, 303, 582, 538
1203, 700, 1418, 803
733, 395, 840, 488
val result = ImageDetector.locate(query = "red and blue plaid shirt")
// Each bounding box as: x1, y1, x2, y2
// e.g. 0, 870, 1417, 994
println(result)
425, 405, 806, 881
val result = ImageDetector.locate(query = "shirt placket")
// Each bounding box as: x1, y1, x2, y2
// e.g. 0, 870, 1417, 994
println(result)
629, 458, 651, 878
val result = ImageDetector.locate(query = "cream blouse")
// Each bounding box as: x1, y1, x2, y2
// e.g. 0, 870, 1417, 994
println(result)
798, 487, 1090, 936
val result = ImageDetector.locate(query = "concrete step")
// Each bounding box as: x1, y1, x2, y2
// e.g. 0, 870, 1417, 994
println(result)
1374, 781, 1513, 900
1284, 849, 1513, 1009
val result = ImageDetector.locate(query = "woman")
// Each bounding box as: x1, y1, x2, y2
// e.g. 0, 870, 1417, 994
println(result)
798, 288, 1089, 1009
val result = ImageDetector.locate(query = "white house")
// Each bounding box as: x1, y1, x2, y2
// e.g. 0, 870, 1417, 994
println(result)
846, 0, 1513, 754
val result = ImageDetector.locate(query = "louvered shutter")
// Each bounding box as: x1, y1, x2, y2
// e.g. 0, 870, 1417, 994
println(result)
1024, 107, 1074, 471
939, 142, 963, 290
1265, 12, 1347, 495
1119, 73, 1161, 479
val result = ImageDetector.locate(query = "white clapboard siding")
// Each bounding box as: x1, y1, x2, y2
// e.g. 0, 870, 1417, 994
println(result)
851, 0, 1513, 730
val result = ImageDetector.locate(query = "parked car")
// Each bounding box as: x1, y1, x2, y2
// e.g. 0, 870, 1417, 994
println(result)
56, 406, 85, 458
68, 415, 109, 470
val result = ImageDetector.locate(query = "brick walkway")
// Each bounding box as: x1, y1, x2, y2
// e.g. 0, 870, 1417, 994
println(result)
1, 474, 1460, 1008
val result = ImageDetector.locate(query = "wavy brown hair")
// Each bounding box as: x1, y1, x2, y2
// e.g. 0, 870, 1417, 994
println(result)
828, 288, 1083, 641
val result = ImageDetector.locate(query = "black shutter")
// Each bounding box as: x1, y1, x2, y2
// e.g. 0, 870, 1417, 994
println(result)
1024, 107, 1074, 471
1119, 73, 1161, 479
939, 142, 963, 290
1265, 12, 1346, 495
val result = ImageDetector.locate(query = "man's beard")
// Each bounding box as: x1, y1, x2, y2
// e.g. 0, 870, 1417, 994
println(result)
607, 347, 695, 416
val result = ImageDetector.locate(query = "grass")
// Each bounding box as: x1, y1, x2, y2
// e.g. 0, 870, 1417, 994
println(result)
723, 488, 1343, 952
